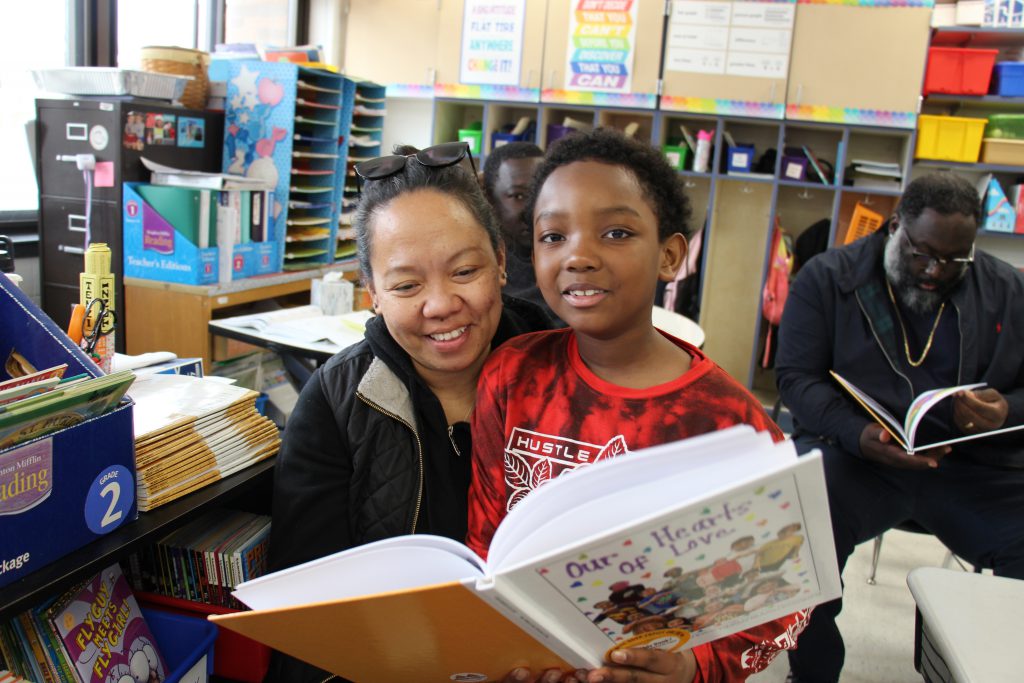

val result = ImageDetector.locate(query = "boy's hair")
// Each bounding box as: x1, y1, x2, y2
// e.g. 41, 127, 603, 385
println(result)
352, 160, 502, 281
896, 173, 983, 227
482, 141, 544, 200
523, 128, 693, 241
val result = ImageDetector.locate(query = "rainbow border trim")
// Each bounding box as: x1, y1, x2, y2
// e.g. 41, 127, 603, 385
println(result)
541, 89, 657, 109
385, 83, 436, 99
786, 104, 916, 128
435, 83, 540, 103
797, 0, 933, 6
660, 96, 784, 119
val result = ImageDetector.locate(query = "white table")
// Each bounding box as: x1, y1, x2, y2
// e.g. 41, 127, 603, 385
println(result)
653, 305, 705, 348
907, 566, 1024, 682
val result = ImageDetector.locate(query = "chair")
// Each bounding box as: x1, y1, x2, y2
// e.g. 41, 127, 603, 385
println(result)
867, 521, 978, 585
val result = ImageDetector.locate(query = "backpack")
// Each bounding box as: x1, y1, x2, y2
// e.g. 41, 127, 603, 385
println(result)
761, 219, 793, 368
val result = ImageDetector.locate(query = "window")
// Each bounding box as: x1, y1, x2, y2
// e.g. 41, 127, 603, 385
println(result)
225, 0, 295, 48
117, 0, 206, 68
0, 0, 71, 213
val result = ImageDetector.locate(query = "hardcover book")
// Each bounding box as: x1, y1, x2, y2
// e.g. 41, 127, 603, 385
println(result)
212, 426, 841, 683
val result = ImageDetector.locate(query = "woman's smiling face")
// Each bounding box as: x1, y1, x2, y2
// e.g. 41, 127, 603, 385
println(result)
367, 188, 506, 381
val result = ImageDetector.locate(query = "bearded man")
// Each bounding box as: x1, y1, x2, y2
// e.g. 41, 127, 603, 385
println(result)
775, 173, 1024, 682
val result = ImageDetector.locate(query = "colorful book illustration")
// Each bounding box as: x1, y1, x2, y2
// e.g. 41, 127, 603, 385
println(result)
51, 563, 168, 683
213, 427, 840, 683
0, 370, 134, 449
830, 370, 1024, 453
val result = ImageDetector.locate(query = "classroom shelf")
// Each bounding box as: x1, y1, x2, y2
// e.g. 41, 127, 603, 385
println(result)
777, 178, 838, 191
932, 26, 1024, 48
0, 457, 276, 622
925, 94, 1024, 106
839, 185, 904, 198
915, 158, 1024, 174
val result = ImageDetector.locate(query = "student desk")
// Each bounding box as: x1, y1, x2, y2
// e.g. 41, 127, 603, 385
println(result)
907, 566, 1024, 682
125, 266, 353, 370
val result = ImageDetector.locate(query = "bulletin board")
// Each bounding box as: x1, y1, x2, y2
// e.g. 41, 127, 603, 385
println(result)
660, 0, 795, 119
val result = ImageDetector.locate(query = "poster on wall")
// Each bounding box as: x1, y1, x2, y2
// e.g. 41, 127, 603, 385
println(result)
665, 0, 794, 79
460, 0, 526, 86
564, 0, 639, 93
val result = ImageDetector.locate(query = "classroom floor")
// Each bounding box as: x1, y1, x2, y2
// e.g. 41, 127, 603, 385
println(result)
751, 528, 963, 682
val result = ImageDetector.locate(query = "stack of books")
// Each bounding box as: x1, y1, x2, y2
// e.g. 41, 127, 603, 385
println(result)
128, 374, 280, 511
847, 159, 902, 191
0, 365, 134, 449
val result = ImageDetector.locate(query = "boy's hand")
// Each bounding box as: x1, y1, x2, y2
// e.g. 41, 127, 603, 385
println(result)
954, 388, 1008, 434
584, 648, 697, 683
858, 424, 949, 469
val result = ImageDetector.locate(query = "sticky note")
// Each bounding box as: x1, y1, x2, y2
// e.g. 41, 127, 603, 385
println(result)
94, 161, 115, 188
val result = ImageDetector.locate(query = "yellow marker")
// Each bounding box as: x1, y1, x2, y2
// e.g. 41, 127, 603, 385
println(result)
80, 243, 115, 372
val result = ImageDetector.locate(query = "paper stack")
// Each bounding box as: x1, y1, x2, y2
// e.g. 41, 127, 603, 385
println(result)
128, 374, 280, 511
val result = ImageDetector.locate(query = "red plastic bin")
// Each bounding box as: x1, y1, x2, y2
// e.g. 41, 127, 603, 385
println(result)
137, 592, 271, 683
923, 47, 998, 95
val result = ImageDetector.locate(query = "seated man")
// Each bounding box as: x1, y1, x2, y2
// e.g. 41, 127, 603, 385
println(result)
776, 173, 1024, 682
481, 141, 560, 324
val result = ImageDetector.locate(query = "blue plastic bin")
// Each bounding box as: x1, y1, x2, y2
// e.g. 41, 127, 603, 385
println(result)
492, 131, 528, 148
143, 608, 218, 683
727, 144, 756, 173
991, 62, 1024, 97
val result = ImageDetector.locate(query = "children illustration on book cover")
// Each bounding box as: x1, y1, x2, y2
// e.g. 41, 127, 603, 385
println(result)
534, 473, 812, 649
52, 563, 168, 683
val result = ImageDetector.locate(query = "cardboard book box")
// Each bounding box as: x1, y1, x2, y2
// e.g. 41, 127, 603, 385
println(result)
0, 274, 137, 589
123, 182, 280, 286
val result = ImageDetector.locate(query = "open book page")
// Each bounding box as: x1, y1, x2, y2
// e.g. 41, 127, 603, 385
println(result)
905, 383, 983, 449
232, 535, 487, 611
829, 371, 908, 447
488, 446, 839, 661
214, 305, 324, 332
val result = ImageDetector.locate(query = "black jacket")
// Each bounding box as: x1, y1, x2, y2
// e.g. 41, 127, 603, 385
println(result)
264, 296, 549, 682
776, 228, 1024, 467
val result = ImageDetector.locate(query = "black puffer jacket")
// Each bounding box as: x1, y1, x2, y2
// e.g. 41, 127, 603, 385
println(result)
264, 296, 549, 682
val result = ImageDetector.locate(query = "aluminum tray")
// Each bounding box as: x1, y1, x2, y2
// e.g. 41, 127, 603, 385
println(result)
32, 68, 192, 102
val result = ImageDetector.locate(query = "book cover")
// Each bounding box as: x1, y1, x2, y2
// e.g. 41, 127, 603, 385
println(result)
214, 427, 840, 683
830, 370, 1024, 453
51, 563, 169, 683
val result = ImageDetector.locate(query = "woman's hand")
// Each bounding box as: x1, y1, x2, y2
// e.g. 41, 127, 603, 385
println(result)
584, 648, 697, 683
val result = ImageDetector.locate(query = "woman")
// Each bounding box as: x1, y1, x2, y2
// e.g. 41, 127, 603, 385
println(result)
264, 142, 549, 681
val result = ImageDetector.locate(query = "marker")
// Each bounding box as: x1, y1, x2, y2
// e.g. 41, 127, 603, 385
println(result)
80, 243, 115, 372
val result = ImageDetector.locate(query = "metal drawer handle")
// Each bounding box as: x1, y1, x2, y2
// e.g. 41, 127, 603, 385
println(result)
59, 245, 85, 255
68, 214, 87, 233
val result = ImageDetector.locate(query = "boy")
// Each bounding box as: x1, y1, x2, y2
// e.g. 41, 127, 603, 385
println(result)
467, 129, 808, 682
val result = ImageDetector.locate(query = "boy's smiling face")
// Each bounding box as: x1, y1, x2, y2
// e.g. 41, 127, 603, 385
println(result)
532, 160, 683, 339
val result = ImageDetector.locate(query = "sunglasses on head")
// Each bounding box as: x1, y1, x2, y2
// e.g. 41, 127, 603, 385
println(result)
353, 142, 476, 188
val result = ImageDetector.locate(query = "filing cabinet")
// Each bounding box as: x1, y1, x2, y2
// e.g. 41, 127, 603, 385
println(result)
35, 98, 223, 350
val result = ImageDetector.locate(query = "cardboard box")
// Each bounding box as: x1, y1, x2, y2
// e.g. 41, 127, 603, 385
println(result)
0, 274, 137, 589
123, 183, 280, 286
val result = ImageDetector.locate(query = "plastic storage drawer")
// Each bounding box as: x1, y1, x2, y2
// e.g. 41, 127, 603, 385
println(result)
915, 115, 987, 162
142, 608, 218, 683
991, 62, 1024, 97
985, 114, 1024, 140
922, 47, 998, 95
980, 138, 1024, 166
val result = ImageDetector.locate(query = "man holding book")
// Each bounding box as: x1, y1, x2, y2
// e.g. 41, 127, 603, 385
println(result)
776, 173, 1024, 683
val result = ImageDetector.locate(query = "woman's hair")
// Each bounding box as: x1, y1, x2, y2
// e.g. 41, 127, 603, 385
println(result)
352, 155, 502, 281
523, 128, 693, 241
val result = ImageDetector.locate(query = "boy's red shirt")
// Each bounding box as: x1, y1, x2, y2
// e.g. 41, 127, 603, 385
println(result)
467, 328, 810, 681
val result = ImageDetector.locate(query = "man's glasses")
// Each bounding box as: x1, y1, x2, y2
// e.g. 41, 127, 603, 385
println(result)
353, 142, 476, 187
900, 228, 975, 270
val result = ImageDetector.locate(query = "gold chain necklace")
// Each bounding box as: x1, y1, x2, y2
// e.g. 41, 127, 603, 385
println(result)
886, 280, 945, 368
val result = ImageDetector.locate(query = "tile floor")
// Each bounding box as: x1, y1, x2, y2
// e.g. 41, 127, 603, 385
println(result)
750, 529, 963, 682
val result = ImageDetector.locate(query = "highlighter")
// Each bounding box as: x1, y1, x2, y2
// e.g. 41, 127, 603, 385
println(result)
80, 243, 115, 372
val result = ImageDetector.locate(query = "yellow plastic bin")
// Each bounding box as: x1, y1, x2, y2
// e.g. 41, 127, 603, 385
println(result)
915, 114, 987, 163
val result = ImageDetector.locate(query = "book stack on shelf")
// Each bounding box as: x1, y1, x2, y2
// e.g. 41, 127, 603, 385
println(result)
285, 68, 346, 271
847, 158, 903, 192
339, 81, 387, 265
127, 509, 272, 610
128, 374, 280, 511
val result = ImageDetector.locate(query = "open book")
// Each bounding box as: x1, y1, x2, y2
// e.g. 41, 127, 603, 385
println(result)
211, 427, 841, 683
831, 370, 1024, 454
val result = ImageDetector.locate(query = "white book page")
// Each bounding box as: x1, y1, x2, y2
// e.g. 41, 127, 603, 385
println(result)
215, 305, 324, 332
489, 426, 767, 568
904, 383, 984, 450
233, 535, 487, 611
830, 371, 907, 445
